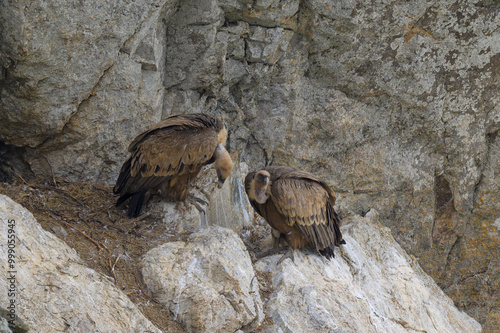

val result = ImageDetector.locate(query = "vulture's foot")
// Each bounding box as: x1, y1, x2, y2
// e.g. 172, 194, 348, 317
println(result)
257, 246, 288, 260
185, 194, 209, 215
199, 188, 212, 199
277, 248, 296, 265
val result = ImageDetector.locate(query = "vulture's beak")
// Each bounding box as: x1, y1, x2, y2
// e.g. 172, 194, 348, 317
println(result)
217, 169, 225, 188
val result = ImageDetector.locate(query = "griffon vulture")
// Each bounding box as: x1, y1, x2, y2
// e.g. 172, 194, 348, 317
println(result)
114, 113, 233, 217
245, 166, 345, 259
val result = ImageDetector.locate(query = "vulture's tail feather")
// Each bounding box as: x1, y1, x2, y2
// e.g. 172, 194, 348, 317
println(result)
128, 191, 147, 217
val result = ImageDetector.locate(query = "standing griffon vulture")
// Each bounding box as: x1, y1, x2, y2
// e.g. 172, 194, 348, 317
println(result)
245, 166, 345, 259
114, 113, 233, 217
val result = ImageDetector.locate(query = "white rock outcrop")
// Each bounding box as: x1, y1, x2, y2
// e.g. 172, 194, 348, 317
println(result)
142, 226, 264, 333
0, 195, 161, 332
255, 211, 482, 333
0, 193, 482, 333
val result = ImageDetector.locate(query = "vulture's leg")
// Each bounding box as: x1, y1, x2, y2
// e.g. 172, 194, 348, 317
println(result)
256, 231, 289, 259
271, 229, 284, 249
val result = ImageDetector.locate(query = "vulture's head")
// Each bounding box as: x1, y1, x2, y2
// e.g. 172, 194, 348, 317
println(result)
214, 144, 234, 188
252, 170, 271, 204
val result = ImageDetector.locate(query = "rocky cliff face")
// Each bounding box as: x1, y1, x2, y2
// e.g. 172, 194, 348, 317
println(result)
1, 0, 498, 331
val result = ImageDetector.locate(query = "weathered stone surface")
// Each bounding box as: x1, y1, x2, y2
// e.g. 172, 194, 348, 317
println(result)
26, 0, 177, 183
255, 211, 481, 333
220, 0, 300, 28
441, 129, 500, 323
142, 226, 263, 333
0, 0, 175, 148
0, 317, 12, 333
246, 26, 294, 64
1, 0, 499, 330
163, 0, 225, 91
0, 195, 161, 332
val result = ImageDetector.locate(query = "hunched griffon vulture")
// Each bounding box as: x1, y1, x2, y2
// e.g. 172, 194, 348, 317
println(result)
114, 113, 233, 217
245, 166, 345, 260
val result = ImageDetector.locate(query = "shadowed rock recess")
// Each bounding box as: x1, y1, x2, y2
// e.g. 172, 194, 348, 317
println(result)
0, 0, 498, 331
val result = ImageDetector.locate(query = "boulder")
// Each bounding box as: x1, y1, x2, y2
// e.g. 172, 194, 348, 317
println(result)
142, 226, 263, 333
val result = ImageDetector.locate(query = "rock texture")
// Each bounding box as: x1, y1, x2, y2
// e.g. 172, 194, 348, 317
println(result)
142, 226, 263, 333
0, 0, 177, 181
0, 195, 161, 332
0, 191, 482, 332
1, 0, 499, 330
143, 209, 481, 333
255, 211, 481, 333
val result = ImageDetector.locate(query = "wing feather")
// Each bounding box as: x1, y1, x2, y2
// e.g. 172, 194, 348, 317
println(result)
271, 177, 330, 227
114, 115, 220, 199
128, 113, 218, 152
267, 167, 344, 255
130, 126, 218, 179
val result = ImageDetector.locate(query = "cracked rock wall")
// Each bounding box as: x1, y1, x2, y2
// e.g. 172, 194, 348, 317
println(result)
0, 0, 499, 331
0, 0, 177, 181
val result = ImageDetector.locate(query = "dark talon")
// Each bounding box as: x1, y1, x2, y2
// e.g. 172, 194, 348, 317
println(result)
256, 246, 288, 260
186, 194, 208, 215
277, 248, 295, 265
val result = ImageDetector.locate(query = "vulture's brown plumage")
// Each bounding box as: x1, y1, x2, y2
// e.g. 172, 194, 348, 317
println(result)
245, 166, 345, 259
114, 113, 233, 217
